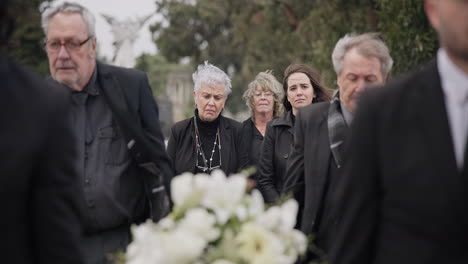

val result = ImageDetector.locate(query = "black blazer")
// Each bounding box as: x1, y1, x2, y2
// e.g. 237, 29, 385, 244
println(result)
0, 57, 83, 263
329, 60, 468, 264
167, 115, 249, 176
97, 62, 173, 219
257, 111, 295, 203
283, 102, 331, 235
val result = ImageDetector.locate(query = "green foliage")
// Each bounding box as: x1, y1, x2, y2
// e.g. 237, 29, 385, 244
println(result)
151, 0, 437, 113
1, 0, 53, 75
376, 0, 438, 76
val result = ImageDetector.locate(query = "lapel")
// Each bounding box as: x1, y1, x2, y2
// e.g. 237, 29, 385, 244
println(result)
310, 105, 331, 222
219, 116, 232, 173
97, 62, 137, 127
413, 60, 459, 176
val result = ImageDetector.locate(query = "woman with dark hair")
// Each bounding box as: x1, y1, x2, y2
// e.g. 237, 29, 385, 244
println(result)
257, 63, 331, 203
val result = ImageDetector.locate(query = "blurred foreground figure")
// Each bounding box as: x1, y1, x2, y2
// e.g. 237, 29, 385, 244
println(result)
330, 1, 468, 263
0, 1, 83, 263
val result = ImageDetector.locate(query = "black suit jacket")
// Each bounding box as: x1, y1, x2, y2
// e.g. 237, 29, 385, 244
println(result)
283, 102, 331, 235
329, 59, 468, 264
167, 115, 249, 176
97, 62, 173, 219
0, 56, 83, 263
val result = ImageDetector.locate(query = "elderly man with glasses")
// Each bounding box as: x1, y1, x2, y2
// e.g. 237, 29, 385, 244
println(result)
42, 2, 172, 263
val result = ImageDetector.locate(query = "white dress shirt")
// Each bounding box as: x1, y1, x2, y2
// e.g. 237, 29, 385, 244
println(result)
437, 49, 468, 170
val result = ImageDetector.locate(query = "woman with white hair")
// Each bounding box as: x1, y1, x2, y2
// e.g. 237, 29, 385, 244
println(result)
167, 62, 249, 176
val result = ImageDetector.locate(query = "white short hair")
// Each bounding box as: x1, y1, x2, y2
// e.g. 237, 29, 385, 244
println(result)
332, 32, 393, 78
192, 61, 232, 96
41, 1, 96, 37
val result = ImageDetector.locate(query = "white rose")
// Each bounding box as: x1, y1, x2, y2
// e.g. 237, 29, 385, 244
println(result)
235, 222, 284, 264
178, 208, 220, 242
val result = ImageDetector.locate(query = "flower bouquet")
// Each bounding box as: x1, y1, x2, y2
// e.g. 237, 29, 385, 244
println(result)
123, 170, 307, 264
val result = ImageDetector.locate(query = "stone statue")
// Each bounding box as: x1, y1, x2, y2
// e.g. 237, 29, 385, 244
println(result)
101, 13, 153, 68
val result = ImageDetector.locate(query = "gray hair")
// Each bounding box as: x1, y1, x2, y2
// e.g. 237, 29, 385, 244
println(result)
242, 70, 284, 119
192, 61, 232, 96
41, 2, 96, 37
332, 32, 393, 78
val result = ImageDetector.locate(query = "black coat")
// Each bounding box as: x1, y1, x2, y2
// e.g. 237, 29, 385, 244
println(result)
167, 115, 249, 176
97, 62, 173, 220
0, 56, 83, 263
283, 102, 331, 234
257, 111, 294, 203
329, 60, 468, 264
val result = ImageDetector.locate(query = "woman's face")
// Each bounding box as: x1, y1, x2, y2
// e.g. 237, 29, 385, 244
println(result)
286, 72, 315, 114
253, 87, 275, 115
194, 82, 226, 121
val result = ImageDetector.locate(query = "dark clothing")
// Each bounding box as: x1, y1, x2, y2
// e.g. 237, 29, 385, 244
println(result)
70, 67, 146, 234
167, 114, 249, 176
194, 110, 221, 173
283, 101, 343, 255
54, 61, 172, 263
329, 60, 468, 264
241, 118, 264, 180
257, 111, 295, 203
0, 56, 83, 263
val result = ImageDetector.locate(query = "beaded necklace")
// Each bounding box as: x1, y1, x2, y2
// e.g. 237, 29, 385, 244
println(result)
194, 116, 222, 172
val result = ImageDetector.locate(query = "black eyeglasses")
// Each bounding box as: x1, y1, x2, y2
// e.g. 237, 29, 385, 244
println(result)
44, 36, 93, 52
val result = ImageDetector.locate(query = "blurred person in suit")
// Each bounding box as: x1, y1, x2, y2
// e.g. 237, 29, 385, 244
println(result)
0, 0, 83, 263
329, 1, 468, 263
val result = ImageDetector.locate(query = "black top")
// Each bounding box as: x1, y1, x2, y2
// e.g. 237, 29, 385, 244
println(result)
70, 67, 145, 233
194, 110, 221, 173
168, 114, 249, 176
241, 118, 264, 180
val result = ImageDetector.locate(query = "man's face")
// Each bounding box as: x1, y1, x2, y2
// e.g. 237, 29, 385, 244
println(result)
337, 48, 385, 113
425, 0, 468, 64
46, 12, 96, 91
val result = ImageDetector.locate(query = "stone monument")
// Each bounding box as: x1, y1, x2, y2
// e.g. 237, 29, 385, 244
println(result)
102, 13, 153, 68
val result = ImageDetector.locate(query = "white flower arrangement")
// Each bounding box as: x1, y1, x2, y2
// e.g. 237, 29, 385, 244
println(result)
124, 170, 307, 264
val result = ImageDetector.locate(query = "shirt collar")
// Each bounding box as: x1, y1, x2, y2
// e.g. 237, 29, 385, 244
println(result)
82, 66, 99, 96
438, 48, 468, 104
334, 90, 354, 125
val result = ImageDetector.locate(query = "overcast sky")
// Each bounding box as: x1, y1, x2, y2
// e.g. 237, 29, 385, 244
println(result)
54, 0, 160, 61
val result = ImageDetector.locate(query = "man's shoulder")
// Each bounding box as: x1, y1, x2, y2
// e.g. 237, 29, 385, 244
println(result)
172, 117, 193, 132
298, 101, 330, 119
98, 62, 146, 79
370, 59, 438, 106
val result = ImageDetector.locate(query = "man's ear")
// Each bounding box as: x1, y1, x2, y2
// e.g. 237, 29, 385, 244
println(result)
424, 0, 440, 31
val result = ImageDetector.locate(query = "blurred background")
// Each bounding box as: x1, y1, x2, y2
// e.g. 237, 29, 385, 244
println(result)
1, 0, 437, 137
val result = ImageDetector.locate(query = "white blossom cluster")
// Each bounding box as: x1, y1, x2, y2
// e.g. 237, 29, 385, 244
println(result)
125, 170, 307, 264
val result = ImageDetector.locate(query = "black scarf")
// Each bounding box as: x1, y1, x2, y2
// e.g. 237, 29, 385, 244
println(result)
327, 92, 348, 168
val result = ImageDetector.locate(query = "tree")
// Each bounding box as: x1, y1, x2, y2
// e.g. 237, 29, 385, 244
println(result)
151, 0, 437, 113
1, 0, 54, 75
